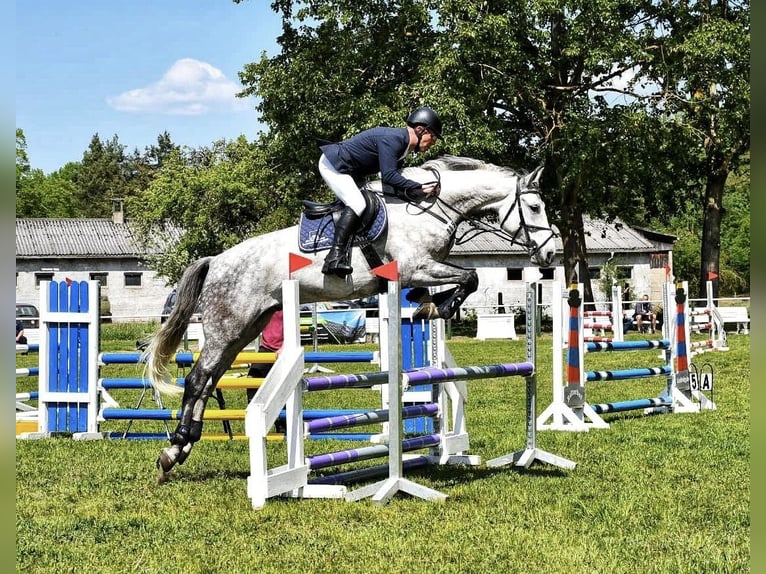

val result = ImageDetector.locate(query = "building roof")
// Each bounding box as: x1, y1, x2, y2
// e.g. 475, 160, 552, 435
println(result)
15, 218, 179, 259
450, 215, 673, 256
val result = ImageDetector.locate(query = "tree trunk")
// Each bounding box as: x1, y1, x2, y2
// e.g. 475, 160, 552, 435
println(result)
558, 177, 594, 302
699, 159, 728, 300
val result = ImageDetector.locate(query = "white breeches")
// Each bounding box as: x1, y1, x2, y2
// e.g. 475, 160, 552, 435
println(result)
318, 154, 366, 217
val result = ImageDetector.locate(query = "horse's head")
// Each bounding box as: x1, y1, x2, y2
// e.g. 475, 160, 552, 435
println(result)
402, 156, 557, 267
497, 166, 557, 267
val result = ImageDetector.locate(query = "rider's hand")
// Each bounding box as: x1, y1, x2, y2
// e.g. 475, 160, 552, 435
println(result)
420, 182, 440, 198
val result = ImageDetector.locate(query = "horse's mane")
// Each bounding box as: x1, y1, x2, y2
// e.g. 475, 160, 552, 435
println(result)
404, 155, 521, 178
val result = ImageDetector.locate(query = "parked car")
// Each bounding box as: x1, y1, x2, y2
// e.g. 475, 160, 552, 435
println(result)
16, 303, 40, 329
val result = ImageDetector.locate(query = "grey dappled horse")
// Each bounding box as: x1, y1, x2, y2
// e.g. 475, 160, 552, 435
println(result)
146, 155, 556, 479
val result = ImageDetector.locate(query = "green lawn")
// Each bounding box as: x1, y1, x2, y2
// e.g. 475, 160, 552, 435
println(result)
16, 327, 750, 573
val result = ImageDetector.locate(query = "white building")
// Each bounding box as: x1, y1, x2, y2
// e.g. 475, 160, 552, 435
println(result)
15, 210, 177, 322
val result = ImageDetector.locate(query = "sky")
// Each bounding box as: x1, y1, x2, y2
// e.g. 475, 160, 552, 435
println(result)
16, 1, 283, 174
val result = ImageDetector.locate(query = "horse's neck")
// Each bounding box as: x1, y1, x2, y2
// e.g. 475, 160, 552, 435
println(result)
439, 172, 509, 218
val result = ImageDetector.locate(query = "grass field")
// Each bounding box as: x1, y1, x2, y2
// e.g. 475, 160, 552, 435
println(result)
16, 326, 750, 573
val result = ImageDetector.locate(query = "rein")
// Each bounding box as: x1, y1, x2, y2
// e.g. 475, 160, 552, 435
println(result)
416, 171, 558, 257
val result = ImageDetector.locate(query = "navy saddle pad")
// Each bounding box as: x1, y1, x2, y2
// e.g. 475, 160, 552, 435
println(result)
298, 202, 387, 253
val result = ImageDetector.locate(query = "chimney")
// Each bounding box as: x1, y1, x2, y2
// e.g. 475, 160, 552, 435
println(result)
111, 198, 125, 224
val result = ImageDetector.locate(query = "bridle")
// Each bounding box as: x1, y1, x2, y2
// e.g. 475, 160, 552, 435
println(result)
494, 176, 558, 256
411, 170, 558, 257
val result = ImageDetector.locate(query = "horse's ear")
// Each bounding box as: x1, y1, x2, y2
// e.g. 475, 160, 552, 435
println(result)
527, 165, 544, 186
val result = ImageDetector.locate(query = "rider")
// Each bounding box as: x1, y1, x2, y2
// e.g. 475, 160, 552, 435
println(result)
317, 106, 443, 277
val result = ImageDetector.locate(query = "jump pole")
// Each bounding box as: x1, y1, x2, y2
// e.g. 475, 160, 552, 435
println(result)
486, 281, 576, 469
345, 262, 448, 504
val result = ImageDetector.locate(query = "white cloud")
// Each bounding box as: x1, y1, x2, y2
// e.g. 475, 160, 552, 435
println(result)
107, 58, 248, 115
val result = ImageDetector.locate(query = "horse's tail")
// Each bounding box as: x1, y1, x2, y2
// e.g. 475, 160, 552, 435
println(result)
143, 257, 212, 396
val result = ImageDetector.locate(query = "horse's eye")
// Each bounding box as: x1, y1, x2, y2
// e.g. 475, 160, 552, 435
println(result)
529, 203, 541, 213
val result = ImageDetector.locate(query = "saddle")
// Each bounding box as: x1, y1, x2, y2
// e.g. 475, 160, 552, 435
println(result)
298, 187, 387, 254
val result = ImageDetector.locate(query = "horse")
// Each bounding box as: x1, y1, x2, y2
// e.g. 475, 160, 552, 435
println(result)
145, 155, 556, 479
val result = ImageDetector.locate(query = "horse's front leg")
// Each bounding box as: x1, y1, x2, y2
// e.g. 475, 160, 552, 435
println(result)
156, 366, 217, 481
408, 265, 479, 321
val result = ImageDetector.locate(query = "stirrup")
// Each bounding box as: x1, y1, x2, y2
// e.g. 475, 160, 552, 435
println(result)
322, 259, 353, 277
322, 249, 353, 277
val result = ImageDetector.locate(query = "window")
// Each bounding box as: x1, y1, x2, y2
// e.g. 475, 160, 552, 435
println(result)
650, 253, 669, 269
506, 269, 522, 281
35, 273, 54, 287
615, 266, 632, 280
540, 268, 555, 280
124, 272, 142, 287
90, 273, 108, 287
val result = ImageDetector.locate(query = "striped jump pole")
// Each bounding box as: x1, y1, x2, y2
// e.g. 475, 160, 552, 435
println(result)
658, 282, 716, 412
97, 350, 376, 366
537, 281, 687, 432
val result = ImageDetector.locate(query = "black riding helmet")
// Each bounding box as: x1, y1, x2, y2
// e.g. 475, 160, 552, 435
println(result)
406, 106, 442, 139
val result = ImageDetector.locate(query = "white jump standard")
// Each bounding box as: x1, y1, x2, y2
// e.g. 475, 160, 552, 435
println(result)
246, 272, 575, 508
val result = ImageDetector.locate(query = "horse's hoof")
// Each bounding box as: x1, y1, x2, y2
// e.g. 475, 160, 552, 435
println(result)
412, 302, 439, 321
157, 450, 175, 474
156, 468, 171, 485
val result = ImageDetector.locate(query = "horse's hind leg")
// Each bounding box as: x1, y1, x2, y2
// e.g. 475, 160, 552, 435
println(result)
156, 357, 229, 480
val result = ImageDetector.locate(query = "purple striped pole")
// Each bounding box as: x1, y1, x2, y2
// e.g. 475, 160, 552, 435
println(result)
403, 362, 534, 385
306, 404, 439, 434
308, 456, 431, 486
305, 371, 391, 391
307, 434, 441, 470
302, 363, 535, 392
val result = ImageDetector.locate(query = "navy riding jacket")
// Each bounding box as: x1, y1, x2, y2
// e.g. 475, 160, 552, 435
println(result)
320, 127, 422, 194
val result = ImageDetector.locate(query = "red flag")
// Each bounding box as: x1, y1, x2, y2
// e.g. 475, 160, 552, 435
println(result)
372, 261, 399, 281
707, 271, 719, 280
664, 263, 671, 278
288, 253, 313, 275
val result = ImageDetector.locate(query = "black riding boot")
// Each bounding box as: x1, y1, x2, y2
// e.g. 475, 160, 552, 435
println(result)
322, 207, 361, 277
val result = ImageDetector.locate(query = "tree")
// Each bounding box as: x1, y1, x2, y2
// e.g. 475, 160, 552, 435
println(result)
125, 131, 182, 197
72, 134, 129, 217
128, 136, 286, 283
236, 0, 747, 300
640, 0, 750, 298
16, 129, 78, 217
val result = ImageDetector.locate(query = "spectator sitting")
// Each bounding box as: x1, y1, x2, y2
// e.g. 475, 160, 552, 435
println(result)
16, 320, 28, 354
634, 294, 657, 333
16, 319, 27, 346
161, 288, 177, 324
